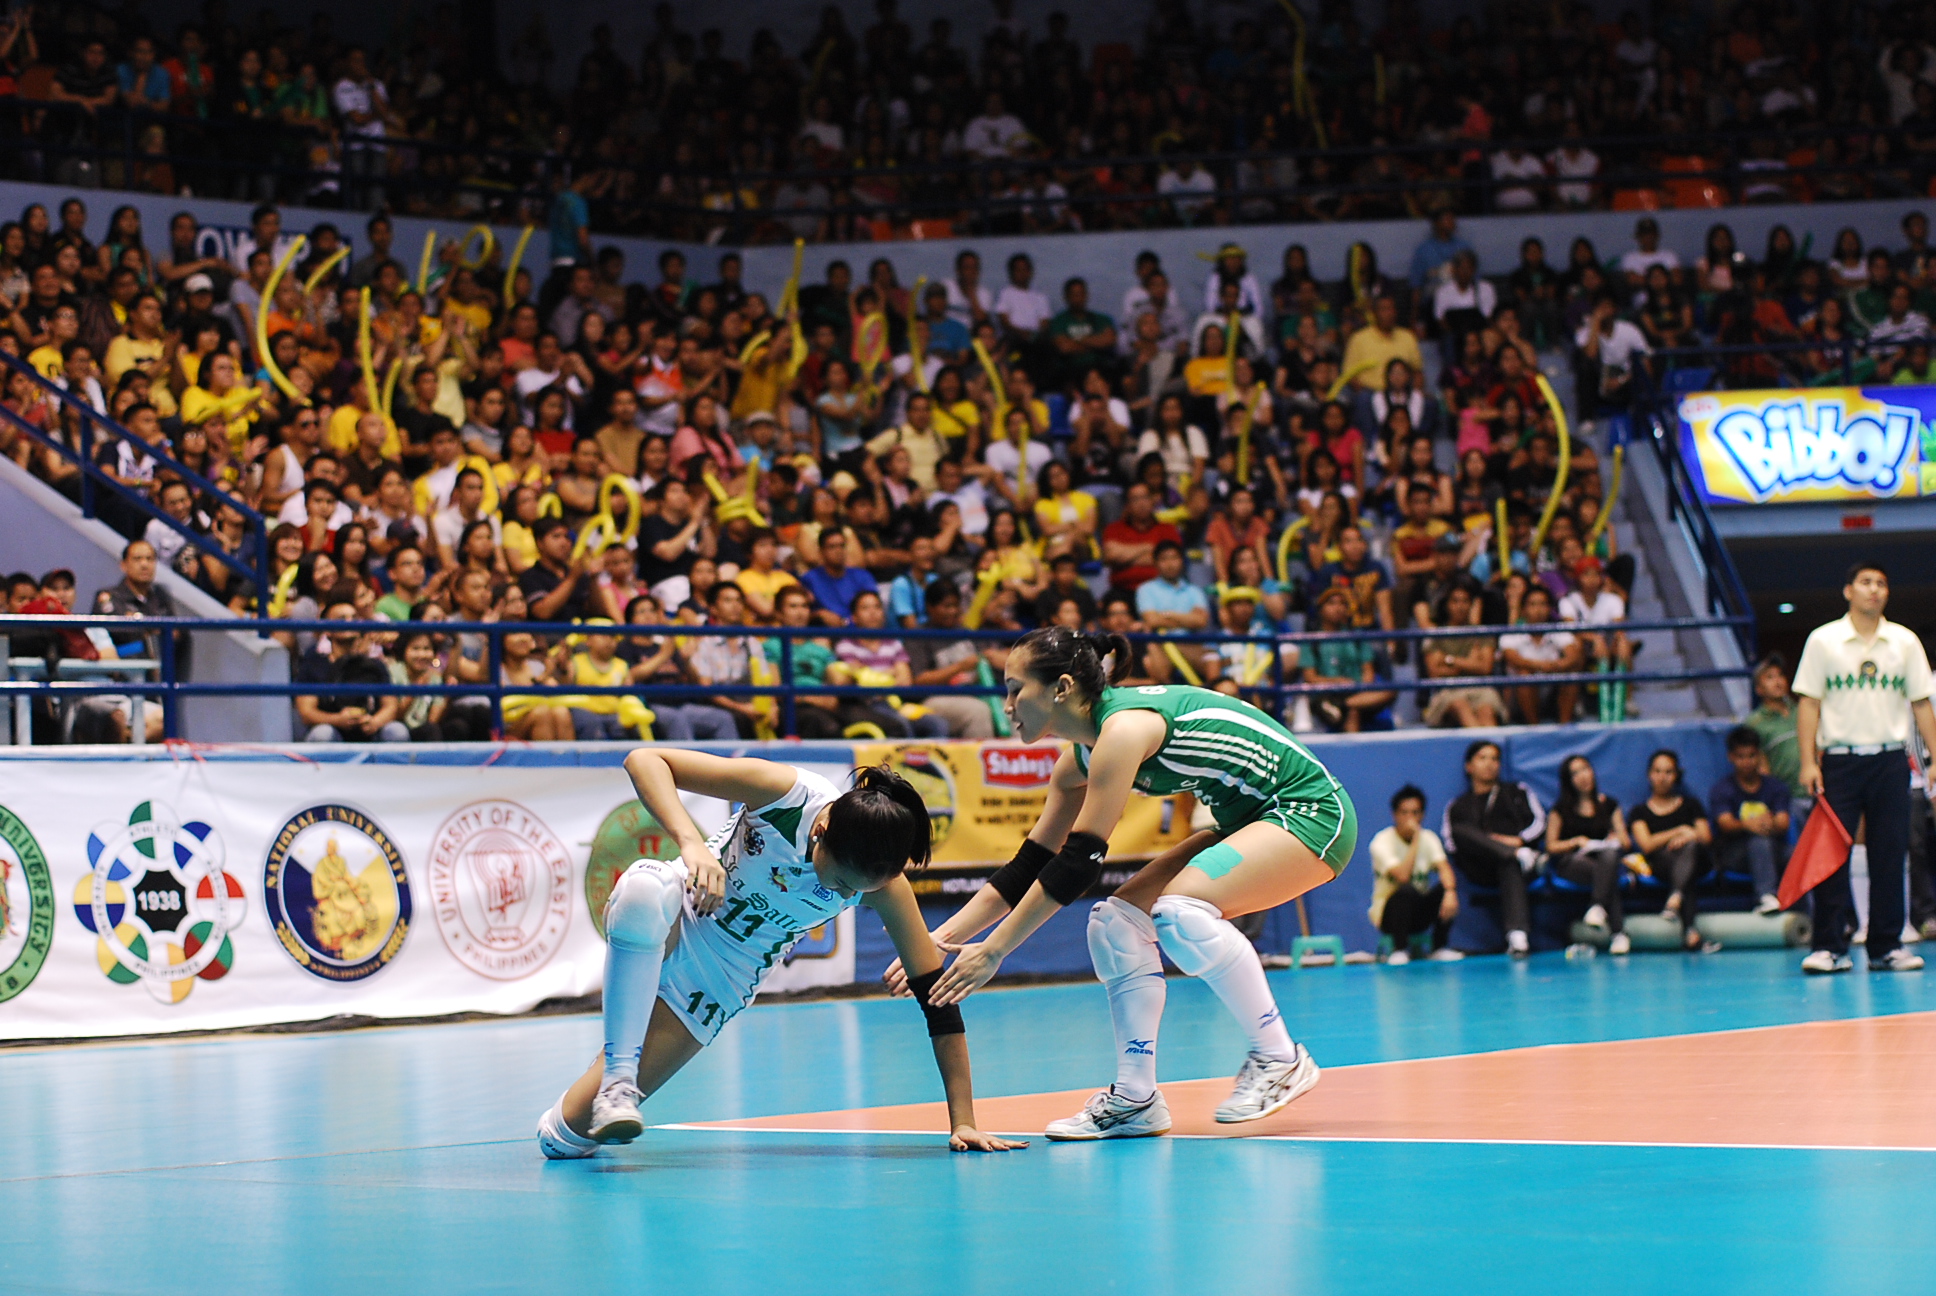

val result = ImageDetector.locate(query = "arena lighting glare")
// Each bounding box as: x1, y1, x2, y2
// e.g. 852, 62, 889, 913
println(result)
1779, 603, 1796, 613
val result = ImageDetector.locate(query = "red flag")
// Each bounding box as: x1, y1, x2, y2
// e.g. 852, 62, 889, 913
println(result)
1777, 799, 1853, 910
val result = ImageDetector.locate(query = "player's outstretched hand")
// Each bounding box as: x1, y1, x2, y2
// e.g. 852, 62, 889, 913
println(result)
882, 932, 953, 997
951, 1125, 1028, 1152
929, 940, 1003, 1005
684, 845, 727, 916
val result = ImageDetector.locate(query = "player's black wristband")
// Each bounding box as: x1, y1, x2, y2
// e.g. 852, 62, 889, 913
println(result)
987, 838, 1055, 906
1038, 831, 1109, 906
906, 968, 965, 1037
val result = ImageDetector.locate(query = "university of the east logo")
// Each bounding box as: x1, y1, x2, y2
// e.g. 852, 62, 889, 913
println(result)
428, 800, 572, 980
981, 746, 1057, 789
263, 804, 411, 982
75, 801, 241, 1004
1690, 393, 1918, 501
0, 804, 54, 1003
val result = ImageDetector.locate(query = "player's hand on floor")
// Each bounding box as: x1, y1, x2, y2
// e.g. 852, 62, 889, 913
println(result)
951, 1125, 1028, 1152
930, 940, 1003, 1005
684, 846, 727, 915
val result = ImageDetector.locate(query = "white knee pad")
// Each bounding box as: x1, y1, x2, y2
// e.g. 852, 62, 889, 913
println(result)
1152, 894, 1245, 979
1087, 896, 1161, 984
603, 857, 688, 951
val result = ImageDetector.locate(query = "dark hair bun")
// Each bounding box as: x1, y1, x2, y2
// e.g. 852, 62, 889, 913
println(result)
822, 765, 934, 884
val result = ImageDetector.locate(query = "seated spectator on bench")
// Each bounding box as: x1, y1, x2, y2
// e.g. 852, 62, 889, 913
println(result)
1630, 749, 1716, 953
828, 588, 942, 738
1420, 584, 1506, 728
688, 581, 773, 739
1444, 739, 1544, 957
565, 622, 636, 741
905, 580, 998, 739
620, 593, 739, 743
1305, 585, 1395, 733
1558, 556, 1631, 671
1545, 754, 1636, 954
294, 592, 408, 743
1709, 726, 1791, 916
1136, 540, 1209, 635
1499, 584, 1582, 723
1369, 785, 1462, 963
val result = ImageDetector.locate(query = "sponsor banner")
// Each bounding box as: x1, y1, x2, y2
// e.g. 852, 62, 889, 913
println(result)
0, 758, 853, 1039
1677, 385, 1936, 505
851, 740, 1197, 869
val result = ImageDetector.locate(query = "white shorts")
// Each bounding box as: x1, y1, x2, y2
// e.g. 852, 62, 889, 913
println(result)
657, 897, 784, 1046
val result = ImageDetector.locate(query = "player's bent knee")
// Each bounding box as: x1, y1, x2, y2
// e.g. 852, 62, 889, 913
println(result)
604, 858, 687, 951
1088, 896, 1161, 983
1152, 894, 1242, 978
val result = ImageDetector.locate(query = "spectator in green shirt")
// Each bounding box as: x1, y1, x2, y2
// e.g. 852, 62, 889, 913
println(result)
1744, 653, 1801, 793
1305, 584, 1395, 732
1047, 277, 1117, 388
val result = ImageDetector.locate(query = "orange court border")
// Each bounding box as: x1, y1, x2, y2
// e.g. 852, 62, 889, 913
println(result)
670, 1011, 1936, 1152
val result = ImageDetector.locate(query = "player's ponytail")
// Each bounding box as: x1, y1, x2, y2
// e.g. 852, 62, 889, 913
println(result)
822, 765, 935, 884
1014, 626, 1130, 712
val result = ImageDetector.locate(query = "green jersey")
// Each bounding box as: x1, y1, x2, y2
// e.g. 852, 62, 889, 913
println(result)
1074, 684, 1357, 873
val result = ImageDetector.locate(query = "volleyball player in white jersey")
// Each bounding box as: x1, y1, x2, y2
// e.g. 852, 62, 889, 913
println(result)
537, 751, 1024, 1157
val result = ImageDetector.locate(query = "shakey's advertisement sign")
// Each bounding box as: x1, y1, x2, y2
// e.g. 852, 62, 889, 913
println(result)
1678, 385, 1936, 505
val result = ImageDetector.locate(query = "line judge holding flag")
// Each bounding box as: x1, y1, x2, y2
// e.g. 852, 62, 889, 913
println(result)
1792, 561, 1936, 975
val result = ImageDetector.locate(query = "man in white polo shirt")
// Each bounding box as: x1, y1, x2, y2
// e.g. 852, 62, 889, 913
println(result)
1793, 561, 1936, 974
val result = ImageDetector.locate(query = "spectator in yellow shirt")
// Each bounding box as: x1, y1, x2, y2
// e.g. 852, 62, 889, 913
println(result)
103, 293, 179, 419
178, 353, 266, 452
1341, 296, 1424, 392
327, 376, 400, 459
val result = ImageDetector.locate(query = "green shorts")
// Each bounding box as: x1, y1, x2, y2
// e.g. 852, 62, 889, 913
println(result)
1194, 785, 1358, 879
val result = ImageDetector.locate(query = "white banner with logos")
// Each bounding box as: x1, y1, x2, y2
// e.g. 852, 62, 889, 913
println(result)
0, 758, 856, 1040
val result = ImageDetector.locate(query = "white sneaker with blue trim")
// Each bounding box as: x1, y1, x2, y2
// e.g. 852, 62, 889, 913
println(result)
1045, 1086, 1173, 1140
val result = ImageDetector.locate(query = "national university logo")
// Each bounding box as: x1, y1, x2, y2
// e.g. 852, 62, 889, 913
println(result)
74, 801, 241, 1004
263, 805, 411, 982
0, 805, 54, 1003
429, 800, 573, 979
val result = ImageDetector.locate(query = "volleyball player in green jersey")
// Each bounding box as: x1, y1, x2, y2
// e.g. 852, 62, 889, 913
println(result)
915, 625, 1355, 1135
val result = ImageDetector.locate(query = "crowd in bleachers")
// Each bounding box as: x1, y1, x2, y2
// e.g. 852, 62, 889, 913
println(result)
6, 1, 1936, 236
5, 180, 1936, 743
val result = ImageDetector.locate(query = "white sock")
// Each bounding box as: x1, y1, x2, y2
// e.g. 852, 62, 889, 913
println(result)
601, 939, 664, 1085
1153, 895, 1297, 1065
1087, 897, 1165, 1104
544, 1097, 597, 1150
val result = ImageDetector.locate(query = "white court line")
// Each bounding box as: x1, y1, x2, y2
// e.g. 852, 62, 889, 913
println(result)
651, 1123, 1936, 1154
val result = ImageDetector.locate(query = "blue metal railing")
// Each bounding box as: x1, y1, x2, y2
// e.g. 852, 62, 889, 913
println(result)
1627, 372, 1758, 664
0, 348, 273, 597
0, 614, 1754, 745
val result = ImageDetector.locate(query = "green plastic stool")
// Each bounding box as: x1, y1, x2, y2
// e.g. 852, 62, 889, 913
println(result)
1289, 935, 1345, 969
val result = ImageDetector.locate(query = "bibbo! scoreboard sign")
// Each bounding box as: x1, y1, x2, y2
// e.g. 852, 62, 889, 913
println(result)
1677, 384, 1936, 505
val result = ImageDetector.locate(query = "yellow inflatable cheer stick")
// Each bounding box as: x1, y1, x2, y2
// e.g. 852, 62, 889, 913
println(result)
301, 245, 348, 296
379, 353, 405, 419
357, 288, 380, 416
503, 225, 536, 305
908, 275, 930, 391
738, 328, 774, 367
1233, 405, 1252, 483
536, 492, 563, 518
1276, 518, 1306, 585
1527, 373, 1572, 558
456, 225, 496, 271
961, 566, 1003, 629
1494, 496, 1511, 576
1326, 359, 1380, 401
778, 238, 805, 318
267, 561, 302, 617
415, 229, 437, 295
1162, 641, 1204, 686
256, 233, 310, 405
1587, 445, 1623, 548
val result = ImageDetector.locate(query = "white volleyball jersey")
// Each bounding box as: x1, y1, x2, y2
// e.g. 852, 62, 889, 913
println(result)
657, 769, 856, 1043
704, 768, 852, 959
